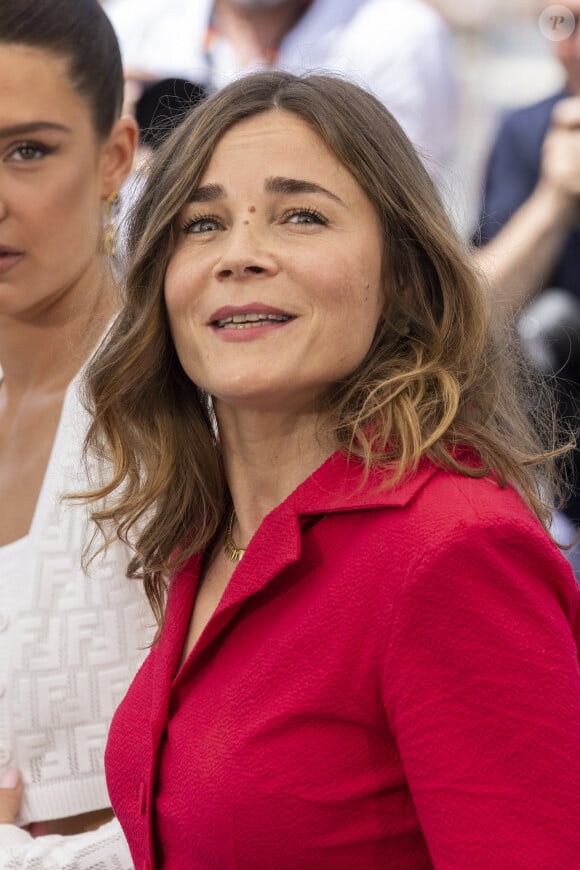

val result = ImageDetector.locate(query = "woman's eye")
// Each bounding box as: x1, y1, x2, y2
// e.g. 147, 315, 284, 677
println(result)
182, 216, 223, 234
285, 209, 327, 226
7, 143, 49, 162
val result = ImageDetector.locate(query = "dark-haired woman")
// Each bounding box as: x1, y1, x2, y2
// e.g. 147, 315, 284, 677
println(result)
82, 71, 580, 868
0, 0, 151, 865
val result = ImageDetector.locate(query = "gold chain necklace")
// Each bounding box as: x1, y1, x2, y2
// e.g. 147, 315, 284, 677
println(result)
224, 510, 246, 563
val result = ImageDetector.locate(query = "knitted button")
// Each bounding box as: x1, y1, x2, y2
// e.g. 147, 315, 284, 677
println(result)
138, 781, 147, 815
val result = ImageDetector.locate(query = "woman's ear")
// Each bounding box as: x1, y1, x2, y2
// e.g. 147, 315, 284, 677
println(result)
99, 115, 139, 197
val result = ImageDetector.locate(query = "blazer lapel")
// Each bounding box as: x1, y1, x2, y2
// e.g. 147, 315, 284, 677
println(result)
165, 451, 443, 683
181, 503, 303, 663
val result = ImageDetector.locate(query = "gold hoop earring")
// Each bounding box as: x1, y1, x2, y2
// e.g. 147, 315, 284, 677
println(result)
102, 191, 120, 257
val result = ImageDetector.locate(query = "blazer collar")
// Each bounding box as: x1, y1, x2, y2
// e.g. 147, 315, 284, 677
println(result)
289, 449, 440, 514
163, 451, 441, 673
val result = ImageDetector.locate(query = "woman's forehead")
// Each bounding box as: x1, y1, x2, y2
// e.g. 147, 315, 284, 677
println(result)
197, 111, 364, 198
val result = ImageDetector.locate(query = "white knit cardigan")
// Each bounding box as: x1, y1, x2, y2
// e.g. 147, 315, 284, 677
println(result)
0, 367, 153, 867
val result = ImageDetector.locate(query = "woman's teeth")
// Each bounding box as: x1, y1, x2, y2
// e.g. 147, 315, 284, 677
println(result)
216, 313, 291, 328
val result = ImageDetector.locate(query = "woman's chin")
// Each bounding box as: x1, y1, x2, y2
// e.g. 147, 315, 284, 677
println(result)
212, 383, 325, 418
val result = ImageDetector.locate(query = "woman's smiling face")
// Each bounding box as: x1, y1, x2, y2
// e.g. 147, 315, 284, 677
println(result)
164, 110, 386, 415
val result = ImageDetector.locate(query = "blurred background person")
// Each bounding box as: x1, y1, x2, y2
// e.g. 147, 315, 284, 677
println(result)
0, 0, 151, 865
472, 0, 580, 545
103, 0, 457, 187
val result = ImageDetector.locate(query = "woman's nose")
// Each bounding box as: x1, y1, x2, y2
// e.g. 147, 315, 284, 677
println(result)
213, 221, 277, 281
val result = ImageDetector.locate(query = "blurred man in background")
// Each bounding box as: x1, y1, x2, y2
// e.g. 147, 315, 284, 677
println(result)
104, 0, 457, 185
473, 0, 580, 535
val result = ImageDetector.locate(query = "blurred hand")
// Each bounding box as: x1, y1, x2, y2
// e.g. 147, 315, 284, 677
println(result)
0, 768, 22, 825
550, 95, 580, 128
540, 96, 580, 208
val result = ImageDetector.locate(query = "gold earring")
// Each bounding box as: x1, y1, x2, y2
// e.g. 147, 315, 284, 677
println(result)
102, 191, 120, 257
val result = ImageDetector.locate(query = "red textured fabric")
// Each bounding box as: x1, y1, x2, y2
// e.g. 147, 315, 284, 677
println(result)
106, 452, 580, 869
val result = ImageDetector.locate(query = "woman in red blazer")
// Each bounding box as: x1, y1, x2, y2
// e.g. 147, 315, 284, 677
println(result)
68, 72, 580, 867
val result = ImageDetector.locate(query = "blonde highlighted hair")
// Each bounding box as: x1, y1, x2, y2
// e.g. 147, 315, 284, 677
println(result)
79, 71, 567, 623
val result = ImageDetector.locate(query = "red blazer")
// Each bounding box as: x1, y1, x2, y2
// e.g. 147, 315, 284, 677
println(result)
106, 451, 580, 869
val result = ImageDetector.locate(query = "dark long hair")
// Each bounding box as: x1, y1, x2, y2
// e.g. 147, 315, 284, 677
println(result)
0, 0, 123, 137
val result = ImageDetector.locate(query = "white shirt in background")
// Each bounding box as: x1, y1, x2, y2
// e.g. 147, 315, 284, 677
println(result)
105, 0, 457, 186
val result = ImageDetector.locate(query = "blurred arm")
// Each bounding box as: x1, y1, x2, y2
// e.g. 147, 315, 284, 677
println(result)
474, 97, 580, 319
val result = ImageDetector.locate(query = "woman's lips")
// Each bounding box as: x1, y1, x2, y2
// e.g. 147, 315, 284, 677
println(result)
0, 248, 24, 276
208, 304, 296, 341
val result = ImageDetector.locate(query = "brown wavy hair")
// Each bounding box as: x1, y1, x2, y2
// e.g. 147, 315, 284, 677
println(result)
78, 71, 568, 624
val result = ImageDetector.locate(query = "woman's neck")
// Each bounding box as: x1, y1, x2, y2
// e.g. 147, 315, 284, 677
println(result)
217, 404, 335, 546
0, 261, 118, 397
212, 0, 310, 66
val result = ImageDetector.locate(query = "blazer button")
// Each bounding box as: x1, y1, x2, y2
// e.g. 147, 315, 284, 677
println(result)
138, 781, 147, 815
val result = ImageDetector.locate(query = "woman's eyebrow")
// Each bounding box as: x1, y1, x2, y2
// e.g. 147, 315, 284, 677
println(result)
187, 183, 226, 203
265, 176, 345, 205
187, 177, 345, 205
0, 121, 71, 138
